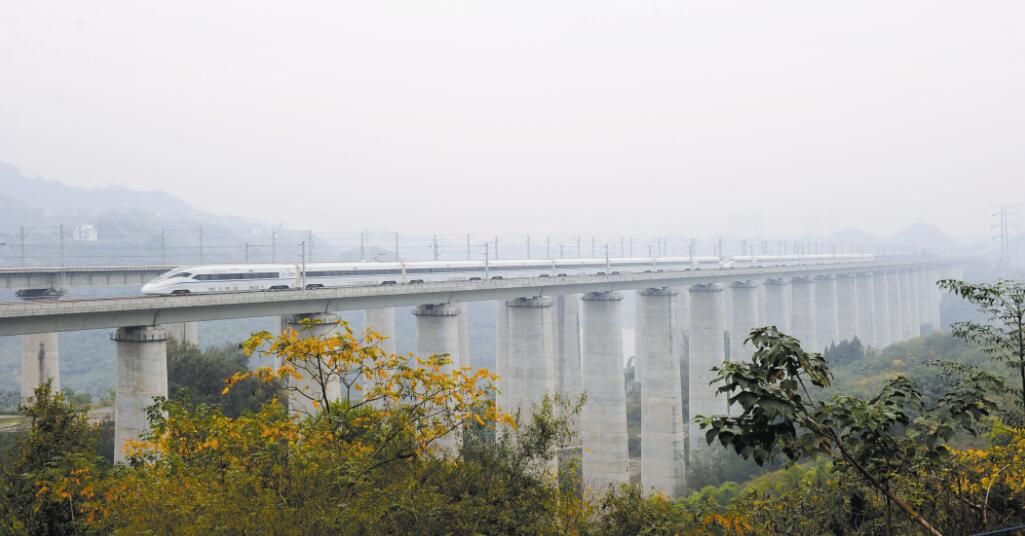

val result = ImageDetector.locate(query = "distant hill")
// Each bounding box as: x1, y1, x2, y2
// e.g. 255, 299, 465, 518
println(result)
0, 161, 326, 266
0, 161, 250, 232
889, 223, 959, 249
799, 224, 960, 251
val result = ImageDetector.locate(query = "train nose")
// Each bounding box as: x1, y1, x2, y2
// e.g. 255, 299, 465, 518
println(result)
141, 282, 159, 294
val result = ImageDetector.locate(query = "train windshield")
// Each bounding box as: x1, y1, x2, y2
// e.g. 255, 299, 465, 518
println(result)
158, 270, 192, 280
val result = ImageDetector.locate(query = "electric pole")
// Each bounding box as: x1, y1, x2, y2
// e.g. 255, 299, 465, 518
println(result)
994, 205, 1018, 278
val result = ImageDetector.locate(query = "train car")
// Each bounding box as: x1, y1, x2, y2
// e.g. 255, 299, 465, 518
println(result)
142, 264, 300, 295
141, 254, 875, 295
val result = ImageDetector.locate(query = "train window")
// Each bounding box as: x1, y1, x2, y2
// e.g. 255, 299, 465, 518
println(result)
194, 272, 278, 281
170, 272, 192, 278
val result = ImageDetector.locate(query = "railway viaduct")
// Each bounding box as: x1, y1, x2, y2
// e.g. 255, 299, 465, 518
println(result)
0, 258, 963, 496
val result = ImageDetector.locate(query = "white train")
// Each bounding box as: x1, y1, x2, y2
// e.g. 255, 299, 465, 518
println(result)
141, 254, 873, 295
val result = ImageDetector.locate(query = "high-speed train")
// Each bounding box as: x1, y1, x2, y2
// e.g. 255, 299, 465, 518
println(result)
141, 254, 873, 296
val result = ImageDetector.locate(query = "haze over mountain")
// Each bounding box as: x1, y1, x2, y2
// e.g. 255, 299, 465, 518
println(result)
0, 161, 255, 233
4, 1, 1023, 239
0, 160, 978, 254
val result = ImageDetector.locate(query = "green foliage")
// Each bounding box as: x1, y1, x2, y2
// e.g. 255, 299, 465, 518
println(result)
0, 381, 103, 535
0, 391, 20, 414
823, 337, 864, 365
60, 387, 92, 408
167, 339, 279, 418
698, 326, 998, 535
939, 279, 1025, 420
592, 484, 695, 536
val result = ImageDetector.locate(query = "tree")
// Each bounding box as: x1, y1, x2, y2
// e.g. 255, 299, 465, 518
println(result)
79, 320, 522, 533
697, 327, 997, 536
824, 337, 865, 364
939, 279, 1025, 419
0, 381, 103, 535
167, 339, 279, 418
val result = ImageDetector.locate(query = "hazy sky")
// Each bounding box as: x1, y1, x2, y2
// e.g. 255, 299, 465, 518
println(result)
2, 1, 1023, 240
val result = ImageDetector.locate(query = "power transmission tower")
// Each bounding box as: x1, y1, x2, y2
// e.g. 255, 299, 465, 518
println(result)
993, 205, 1018, 278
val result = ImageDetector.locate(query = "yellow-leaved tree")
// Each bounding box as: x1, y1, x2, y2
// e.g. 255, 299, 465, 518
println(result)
77, 318, 515, 534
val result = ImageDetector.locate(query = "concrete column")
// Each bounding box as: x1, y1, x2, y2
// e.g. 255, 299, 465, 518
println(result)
835, 274, 859, 344
762, 278, 791, 333
496, 301, 510, 415
915, 269, 934, 335
165, 321, 199, 346
633, 296, 645, 385
114, 325, 168, 463
728, 281, 760, 363
929, 267, 943, 330
908, 269, 923, 337
362, 307, 395, 406
872, 271, 892, 347
814, 274, 839, 350
675, 287, 691, 337
506, 297, 556, 427
673, 289, 690, 417
636, 288, 686, 496
283, 313, 342, 416
688, 283, 726, 458
886, 271, 905, 342
21, 332, 60, 399
791, 276, 817, 351
854, 273, 876, 347
415, 304, 462, 365
555, 294, 583, 405
580, 291, 629, 492
458, 303, 471, 368
756, 285, 767, 327
365, 307, 396, 355
899, 270, 916, 339
414, 303, 463, 454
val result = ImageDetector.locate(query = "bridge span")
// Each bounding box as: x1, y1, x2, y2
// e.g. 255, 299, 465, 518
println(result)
0, 257, 964, 496
0, 265, 176, 289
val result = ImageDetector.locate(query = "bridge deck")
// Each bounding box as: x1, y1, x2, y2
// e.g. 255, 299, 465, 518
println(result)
0, 260, 945, 337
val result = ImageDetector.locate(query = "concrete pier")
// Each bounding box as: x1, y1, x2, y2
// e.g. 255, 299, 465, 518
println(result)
496, 301, 510, 415
835, 274, 859, 344
636, 288, 686, 496
907, 270, 922, 337
762, 278, 791, 333
728, 281, 760, 363
886, 271, 905, 342
414, 303, 463, 454
365, 307, 396, 355
21, 332, 60, 400
555, 294, 583, 406
506, 297, 556, 426
165, 321, 199, 346
458, 303, 471, 368
814, 275, 839, 350
927, 268, 942, 330
915, 269, 935, 334
791, 276, 817, 351
283, 313, 342, 415
899, 270, 916, 339
872, 271, 892, 347
688, 283, 726, 458
674, 288, 690, 365
580, 291, 629, 492
854, 273, 876, 347
414, 304, 463, 366
113, 325, 168, 463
